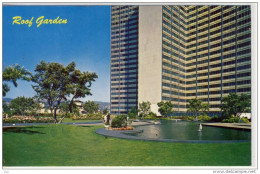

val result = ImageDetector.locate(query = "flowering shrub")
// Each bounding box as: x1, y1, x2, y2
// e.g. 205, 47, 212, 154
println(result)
222, 117, 250, 123
72, 113, 103, 120
198, 115, 211, 121
37, 117, 55, 123
3, 116, 54, 123
222, 117, 240, 123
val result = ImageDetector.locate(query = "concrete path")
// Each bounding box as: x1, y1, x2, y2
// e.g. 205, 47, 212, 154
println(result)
2, 121, 103, 128
2, 120, 154, 128
201, 123, 251, 130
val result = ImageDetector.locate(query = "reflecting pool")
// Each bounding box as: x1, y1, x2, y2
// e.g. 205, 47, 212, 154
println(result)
126, 120, 251, 141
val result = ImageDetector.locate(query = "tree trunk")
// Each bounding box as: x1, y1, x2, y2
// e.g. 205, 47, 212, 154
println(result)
69, 96, 76, 113
53, 108, 58, 123
69, 102, 73, 113
58, 115, 66, 124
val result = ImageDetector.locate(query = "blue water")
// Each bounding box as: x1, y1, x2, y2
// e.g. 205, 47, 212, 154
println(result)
131, 120, 251, 141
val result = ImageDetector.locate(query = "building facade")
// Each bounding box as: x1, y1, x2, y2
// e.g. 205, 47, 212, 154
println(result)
110, 5, 251, 116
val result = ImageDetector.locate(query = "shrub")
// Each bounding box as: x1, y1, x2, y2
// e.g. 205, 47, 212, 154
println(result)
240, 117, 250, 123
144, 112, 157, 119
111, 115, 127, 128
210, 115, 222, 122
198, 114, 211, 121
128, 107, 138, 119
72, 113, 103, 120
183, 116, 196, 121
37, 117, 55, 123
3, 116, 54, 123
148, 111, 157, 117
171, 116, 186, 120
222, 117, 240, 123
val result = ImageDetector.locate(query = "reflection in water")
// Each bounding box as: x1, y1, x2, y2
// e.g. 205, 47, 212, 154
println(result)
198, 131, 203, 140
132, 120, 251, 141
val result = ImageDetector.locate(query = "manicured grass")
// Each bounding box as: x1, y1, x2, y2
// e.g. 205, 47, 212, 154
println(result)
61, 118, 102, 123
3, 124, 251, 166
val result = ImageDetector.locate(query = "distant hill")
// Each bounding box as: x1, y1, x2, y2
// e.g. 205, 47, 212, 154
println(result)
94, 101, 110, 111
3, 98, 13, 103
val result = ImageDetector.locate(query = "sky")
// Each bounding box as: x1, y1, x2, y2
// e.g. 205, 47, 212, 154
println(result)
3, 5, 111, 102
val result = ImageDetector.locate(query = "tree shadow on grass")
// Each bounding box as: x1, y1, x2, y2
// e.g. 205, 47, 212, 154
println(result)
3, 127, 46, 135
77, 125, 94, 128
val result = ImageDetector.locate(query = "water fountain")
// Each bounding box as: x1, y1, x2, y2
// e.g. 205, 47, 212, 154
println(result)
198, 124, 202, 132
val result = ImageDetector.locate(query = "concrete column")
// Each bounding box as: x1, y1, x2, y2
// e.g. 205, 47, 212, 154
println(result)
138, 6, 162, 115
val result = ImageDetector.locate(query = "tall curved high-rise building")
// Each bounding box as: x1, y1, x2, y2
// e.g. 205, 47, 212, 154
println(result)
110, 5, 251, 116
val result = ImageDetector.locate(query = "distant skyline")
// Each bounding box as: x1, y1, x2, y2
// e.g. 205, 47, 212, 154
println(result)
3, 5, 111, 102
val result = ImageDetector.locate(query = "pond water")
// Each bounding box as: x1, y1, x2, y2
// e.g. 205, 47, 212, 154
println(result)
126, 120, 251, 141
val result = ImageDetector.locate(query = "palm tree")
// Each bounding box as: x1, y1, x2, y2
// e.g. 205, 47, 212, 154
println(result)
3, 64, 32, 96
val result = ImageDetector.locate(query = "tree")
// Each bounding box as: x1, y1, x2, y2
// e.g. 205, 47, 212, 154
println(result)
9, 96, 40, 115
221, 93, 251, 118
200, 103, 210, 115
187, 98, 202, 117
128, 107, 138, 119
103, 108, 109, 115
64, 62, 98, 113
59, 101, 70, 116
83, 101, 99, 114
157, 101, 174, 117
138, 101, 151, 118
32, 61, 97, 123
3, 64, 31, 96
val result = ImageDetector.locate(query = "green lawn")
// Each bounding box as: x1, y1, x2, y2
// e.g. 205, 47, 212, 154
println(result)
3, 124, 251, 166
61, 118, 102, 123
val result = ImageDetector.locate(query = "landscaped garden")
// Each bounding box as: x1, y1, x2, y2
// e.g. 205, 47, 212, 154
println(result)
3, 124, 251, 166
2, 62, 252, 167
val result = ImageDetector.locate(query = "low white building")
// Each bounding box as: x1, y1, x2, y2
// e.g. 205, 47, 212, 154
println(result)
236, 113, 251, 119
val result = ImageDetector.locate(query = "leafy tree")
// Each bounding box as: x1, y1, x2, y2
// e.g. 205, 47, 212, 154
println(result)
32, 61, 97, 123
9, 96, 40, 115
128, 107, 138, 119
83, 101, 99, 114
59, 101, 70, 117
200, 103, 210, 115
187, 98, 202, 117
103, 108, 109, 115
157, 101, 174, 117
138, 101, 151, 118
3, 64, 31, 96
64, 62, 98, 113
32, 61, 70, 122
221, 93, 251, 118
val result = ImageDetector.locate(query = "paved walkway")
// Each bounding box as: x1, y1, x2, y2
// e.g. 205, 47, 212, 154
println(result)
201, 123, 251, 130
2, 121, 104, 128
2, 120, 154, 128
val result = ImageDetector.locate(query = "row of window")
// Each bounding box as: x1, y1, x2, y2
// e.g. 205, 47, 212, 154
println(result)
111, 86, 138, 91
111, 82, 137, 86
111, 66, 138, 72
162, 82, 186, 90
186, 52, 250, 71
111, 102, 137, 105
111, 61, 138, 68
111, 92, 137, 95
111, 72, 138, 77
186, 79, 251, 90
186, 72, 250, 84
111, 97, 137, 100
162, 55, 186, 66
163, 69, 186, 79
